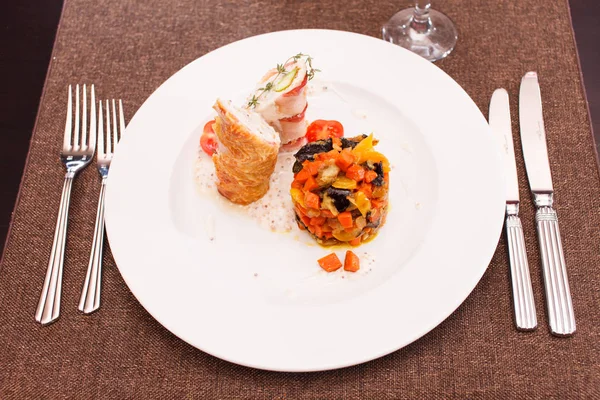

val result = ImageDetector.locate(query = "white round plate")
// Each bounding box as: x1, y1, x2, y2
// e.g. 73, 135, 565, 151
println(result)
105, 29, 504, 372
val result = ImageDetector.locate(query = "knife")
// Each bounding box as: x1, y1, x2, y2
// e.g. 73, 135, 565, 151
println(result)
519, 71, 576, 336
489, 88, 537, 331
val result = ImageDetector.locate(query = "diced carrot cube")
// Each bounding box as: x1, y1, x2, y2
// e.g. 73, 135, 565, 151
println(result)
349, 237, 362, 246
300, 215, 311, 227
346, 165, 365, 182
359, 183, 372, 199
371, 199, 386, 209
310, 216, 326, 226
364, 170, 378, 183
313, 225, 323, 238
318, 253, 342, 272
337, 211, 353, 229
321, 210, 336, 218
303, 176, 319, 192
304, 161, 323, 176
294, 168, 311, 183
335, 149, 355, 171
344, 251, 360, 272
304, 192, 320, 209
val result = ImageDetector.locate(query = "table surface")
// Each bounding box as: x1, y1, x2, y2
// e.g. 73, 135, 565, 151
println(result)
1, 0, 599, 398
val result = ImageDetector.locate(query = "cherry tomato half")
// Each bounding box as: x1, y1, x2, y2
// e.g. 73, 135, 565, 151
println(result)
200, 119, 218, 156
306, 119, 344, 142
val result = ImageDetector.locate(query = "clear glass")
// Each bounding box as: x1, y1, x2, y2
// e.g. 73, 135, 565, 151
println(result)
382, 1, 458, 62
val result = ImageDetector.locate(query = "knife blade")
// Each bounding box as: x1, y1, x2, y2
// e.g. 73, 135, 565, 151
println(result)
519, 71, 576, 336
489, 88, 537, 331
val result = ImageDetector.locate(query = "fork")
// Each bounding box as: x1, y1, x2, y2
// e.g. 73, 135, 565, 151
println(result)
78, 99, 125, 314
36, 84, 96, 325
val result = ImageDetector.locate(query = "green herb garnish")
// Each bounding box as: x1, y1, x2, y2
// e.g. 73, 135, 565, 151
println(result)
247, 53, 319, 108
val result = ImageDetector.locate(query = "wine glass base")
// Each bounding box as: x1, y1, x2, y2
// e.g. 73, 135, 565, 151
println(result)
382, 8, 458, 62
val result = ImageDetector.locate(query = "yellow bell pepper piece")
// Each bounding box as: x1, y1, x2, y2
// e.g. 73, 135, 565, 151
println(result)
290, 188, 305, 207
332, 176, 357, 190
352, 134, 391, 172
349, 191, 371, 217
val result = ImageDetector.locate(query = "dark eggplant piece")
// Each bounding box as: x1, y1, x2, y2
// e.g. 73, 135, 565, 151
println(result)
340, 134, 368, 149
365, 211, 381, 228
371, 161, 385, 186
292, 160, 303, 174
294, 138, 333, 162
326, 187, 351, 212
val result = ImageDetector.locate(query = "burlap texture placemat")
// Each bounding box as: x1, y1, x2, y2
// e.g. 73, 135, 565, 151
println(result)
1, 0, 599, 398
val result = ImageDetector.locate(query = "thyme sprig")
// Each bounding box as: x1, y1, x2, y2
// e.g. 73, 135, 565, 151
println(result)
247, 53, 319, 108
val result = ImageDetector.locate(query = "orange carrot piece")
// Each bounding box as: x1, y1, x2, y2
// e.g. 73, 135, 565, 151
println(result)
318, 253, 342, 272
364, 170, 378, 183
300, 215, 311, 227
295, 204, 308, 216
321, 210, 336, 218
337, 211, 353, 229
335, 149, 355, 171
344, 251, 360, 272
303, 176, 319, 192
359, 183, 373, 199
317, 150, 339, 162
294, 168, 311, 183
305, 192, 320, 209
346, 164, 365, 182
313, 224, 323, 238
349, 237, 362, 246
371, 199, 386, 209
291, 180, 303, 189
310, 216, 326, 226
304, 160, 323, 176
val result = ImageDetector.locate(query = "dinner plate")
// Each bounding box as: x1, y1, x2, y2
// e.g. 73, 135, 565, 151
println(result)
105, 29, 505, 372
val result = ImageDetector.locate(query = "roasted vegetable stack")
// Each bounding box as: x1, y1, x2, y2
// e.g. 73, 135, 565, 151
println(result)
290, 134, 390, 246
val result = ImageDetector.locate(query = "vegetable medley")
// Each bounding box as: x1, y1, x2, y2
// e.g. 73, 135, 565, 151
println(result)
290, 133, 390, 246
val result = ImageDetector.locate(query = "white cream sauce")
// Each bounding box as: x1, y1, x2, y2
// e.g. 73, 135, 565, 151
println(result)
194, 151, 296, 234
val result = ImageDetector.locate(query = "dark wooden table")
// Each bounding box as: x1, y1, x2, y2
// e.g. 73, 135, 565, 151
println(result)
1, 0, 598, 255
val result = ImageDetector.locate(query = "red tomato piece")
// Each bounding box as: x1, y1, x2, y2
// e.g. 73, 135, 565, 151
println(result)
200, 119, 218, 156
306, 119, 344, 142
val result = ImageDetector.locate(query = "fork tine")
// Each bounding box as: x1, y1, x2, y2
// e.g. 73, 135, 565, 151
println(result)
74, 84, 80, 151
97, 100, 104, 157
112, 99, 118, 151
105, 100, 112, 156
89, 85, 97, 153
63, 85, 73, 151
118, 100, 126, 141
82, 84, 87, 149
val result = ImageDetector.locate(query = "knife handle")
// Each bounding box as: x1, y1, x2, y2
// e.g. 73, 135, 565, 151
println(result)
535, 206, 576, 336
506, 214, 537, 330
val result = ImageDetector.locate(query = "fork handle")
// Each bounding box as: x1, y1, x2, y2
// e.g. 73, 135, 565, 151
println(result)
505, 214, 537, 330
535, 206, 576, 336
35, 173, 74, 325
79, 178, 107, 314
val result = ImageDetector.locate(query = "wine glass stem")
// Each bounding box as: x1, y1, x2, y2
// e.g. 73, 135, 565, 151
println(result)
410, 1, 432, 33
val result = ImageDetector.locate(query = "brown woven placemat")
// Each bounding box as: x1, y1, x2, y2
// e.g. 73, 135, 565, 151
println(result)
1, 0, 599, 398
